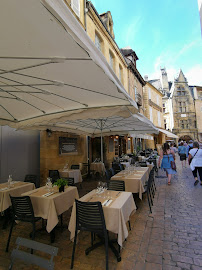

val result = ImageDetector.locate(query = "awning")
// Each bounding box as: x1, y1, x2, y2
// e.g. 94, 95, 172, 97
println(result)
158, 128, 178, 139
0, 0, 137, 129
130, 134, 154, 140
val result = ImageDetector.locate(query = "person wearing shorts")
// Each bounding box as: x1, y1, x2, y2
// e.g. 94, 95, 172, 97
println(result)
178, 141, 187, 168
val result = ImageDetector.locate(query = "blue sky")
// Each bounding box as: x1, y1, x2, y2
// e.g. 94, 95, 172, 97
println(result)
91, 0, 202, 85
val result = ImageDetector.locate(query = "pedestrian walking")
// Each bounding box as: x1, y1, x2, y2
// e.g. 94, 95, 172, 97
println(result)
158, 142, 176, 185
188, 141, 202, 186
178, 141, 187, 168
170, 143, 177, 153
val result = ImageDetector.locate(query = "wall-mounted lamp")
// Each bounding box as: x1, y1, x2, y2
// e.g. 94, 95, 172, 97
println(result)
115, 135, 119, 139
46, 129, 52, 137
128, 137, 131, 141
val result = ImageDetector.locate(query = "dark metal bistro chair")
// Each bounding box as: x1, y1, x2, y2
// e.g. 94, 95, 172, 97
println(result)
24, 174, 38, 188
71, 200, 109, 270
49, 170, 60, 184
6, 196, 41, 252
9, 237, 58, 270
64, 177, 75, 186
71, 165, 80, 170
108, 180, 125, 192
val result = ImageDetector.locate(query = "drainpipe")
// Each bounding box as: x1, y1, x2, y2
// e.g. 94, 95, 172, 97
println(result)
84, 0, 87, 31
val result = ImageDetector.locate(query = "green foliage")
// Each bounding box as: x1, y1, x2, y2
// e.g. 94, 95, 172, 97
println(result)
53, 178, 68, 188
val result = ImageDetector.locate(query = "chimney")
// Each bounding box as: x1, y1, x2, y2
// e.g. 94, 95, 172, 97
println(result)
144, 75, 148, 81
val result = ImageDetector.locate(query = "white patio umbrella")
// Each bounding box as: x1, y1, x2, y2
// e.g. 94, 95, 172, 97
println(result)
0, 0, 137, 128
21, 112, 159, 162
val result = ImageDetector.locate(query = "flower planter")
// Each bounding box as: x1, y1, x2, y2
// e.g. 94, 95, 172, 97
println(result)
59, 185, 65, 192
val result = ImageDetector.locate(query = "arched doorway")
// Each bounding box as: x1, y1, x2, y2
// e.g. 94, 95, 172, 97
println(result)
179, 135, 193, 142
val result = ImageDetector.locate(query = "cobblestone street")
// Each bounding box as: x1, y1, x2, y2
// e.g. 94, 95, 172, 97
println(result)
0, 155, 202, 270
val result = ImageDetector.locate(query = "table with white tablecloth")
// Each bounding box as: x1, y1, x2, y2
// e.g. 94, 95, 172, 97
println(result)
90, 162, 106, 175
111, 167, 150, 200
68, 189, 136, 247
22, 185, 79, 233
0, 181, 35, 212
59, 169, 83, 183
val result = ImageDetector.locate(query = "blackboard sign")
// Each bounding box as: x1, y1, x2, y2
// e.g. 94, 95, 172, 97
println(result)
59, 137, 78, 155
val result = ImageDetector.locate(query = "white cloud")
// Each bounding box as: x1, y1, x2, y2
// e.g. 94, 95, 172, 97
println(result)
185, 65, 202, 86
124, 16, 144, 47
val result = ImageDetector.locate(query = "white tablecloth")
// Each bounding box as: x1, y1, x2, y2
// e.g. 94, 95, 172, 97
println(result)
111, 167, 150, 200
90, 162, 106, 175
68, 189, 136, 247
0, 181, 35, 212
22, 186, 79, 232
59, 169, 83, 183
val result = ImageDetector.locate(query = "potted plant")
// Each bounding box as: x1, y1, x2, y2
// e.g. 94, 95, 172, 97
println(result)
53, 178, 68, 192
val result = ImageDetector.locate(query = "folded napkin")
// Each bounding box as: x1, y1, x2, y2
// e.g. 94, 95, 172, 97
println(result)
42, 192, 54, 197
102, 199, 112, 207
0, 187, 9, 191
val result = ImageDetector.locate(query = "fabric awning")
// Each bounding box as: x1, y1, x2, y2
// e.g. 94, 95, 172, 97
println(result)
0, 0, 137, 129
158, 128, 178, 139
130, 134, 154, 140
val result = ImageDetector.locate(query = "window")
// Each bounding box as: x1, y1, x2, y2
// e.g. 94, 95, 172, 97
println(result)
71, 0, 80, 17
149, 106, 153, 122
158, 111, 161, 126
163, 108, 166, 113
164, 119, 167, 129
109, 51, 114, 70
95, 33, 102, 51
148, 88, 151, 99
177, 86, 186, 96
119, 65, 123, 83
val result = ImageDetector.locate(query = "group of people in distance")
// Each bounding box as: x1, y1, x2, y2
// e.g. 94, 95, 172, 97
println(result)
158, 140, 202, 186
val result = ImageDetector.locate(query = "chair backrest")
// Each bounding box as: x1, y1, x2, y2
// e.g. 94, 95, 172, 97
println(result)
24, 175, 38, 187
49, 170, 60, 183
10, 237, 58, 270
71, 165, 80, 170
109, 167, 115, 177
119, 163, 124, 171
10, 196, 35, 222
75, 199, 107, 234
105, 170, 111, 181
139, 162, 147, 167
108, 180, 125, 191
66, 177, 75, 186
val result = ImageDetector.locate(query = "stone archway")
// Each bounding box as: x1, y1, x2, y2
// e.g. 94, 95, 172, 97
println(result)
179, 135, 193, 142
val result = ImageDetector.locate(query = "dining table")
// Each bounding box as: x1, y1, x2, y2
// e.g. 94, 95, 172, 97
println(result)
0, 181, 35, 213
90, 162, 106, 175
111, 166, 150, 200
22, 185, 79, 234
68, 189, 136, 248
59, 169, 83, 183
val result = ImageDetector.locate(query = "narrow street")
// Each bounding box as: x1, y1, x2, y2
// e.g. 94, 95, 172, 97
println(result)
0, 155, 202, 270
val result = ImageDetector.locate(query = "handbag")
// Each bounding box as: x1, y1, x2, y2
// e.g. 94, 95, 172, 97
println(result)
171, 161, 176, 171
188, 149, 198, 165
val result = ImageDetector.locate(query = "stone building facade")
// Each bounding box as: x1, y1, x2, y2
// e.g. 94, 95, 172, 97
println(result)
171, 70, 198, 141
193, 86, 202, 141
143, 82, 164, 149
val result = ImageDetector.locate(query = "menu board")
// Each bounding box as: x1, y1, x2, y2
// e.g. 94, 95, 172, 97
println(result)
59, 137, 78, 155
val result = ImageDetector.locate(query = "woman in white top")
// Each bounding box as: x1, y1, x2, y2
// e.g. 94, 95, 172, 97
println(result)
188, 141, 202, 186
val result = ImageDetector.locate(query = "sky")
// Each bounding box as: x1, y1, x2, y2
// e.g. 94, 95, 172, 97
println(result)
91, 0, 202, 86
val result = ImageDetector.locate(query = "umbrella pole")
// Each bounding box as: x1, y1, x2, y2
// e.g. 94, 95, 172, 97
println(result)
101, 120, 103, 163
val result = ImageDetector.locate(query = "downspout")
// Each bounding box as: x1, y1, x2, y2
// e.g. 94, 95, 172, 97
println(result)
84, 0, 88, 31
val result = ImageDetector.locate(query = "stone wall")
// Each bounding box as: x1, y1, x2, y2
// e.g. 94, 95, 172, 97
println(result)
40, 131, 88, 186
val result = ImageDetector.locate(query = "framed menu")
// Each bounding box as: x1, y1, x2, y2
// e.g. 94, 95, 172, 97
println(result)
59, 137, 78, 155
